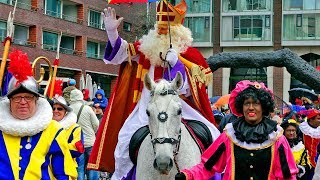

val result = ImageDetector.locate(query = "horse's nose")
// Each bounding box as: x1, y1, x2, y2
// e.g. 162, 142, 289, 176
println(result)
153, 156, 173, 174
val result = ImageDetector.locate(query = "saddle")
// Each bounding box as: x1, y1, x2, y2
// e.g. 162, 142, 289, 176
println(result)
129, 120, 213, 165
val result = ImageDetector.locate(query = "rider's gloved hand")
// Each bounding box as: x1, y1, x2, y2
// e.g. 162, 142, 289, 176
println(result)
175, 172, 186, 180
165, 48, 178, 67
102, 7, 123, 46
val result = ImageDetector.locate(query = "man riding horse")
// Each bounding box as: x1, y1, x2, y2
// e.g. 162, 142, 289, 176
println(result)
88, 0, 220, 179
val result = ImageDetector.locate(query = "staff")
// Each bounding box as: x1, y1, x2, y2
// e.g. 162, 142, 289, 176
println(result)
49, 32, 62, 99
0, 0, 17, 89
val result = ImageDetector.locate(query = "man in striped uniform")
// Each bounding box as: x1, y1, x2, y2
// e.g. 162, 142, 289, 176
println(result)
0, 50, 77, 179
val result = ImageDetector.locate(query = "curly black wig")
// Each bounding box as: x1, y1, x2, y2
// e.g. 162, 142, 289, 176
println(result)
234, 85, 274, 116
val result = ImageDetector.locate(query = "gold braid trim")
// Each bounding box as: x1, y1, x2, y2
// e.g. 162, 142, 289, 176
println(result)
127, 43, 136, 66
178, 55, 212, 88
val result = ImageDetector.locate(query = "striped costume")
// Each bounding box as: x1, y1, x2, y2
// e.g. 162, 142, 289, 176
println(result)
0, 98, 77, 179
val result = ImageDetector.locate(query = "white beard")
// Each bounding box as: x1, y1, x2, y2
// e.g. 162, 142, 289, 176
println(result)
139, 25, 193, 66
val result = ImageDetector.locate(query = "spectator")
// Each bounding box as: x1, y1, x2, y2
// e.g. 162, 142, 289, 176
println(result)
82, 88, 91, 102
69, 89, 100, 180
92, 89, 108, 112
270, 110, 282, 125
63, 78, 76, 105
52, 96, 84, 161
299, 109, 320, 177
281, 119, 311, 179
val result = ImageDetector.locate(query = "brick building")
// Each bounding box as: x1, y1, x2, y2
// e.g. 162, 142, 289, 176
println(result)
0, 0, 152, 98
184, 0, 320, 104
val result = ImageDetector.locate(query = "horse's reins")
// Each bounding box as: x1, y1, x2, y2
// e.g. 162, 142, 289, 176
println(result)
149, 88, 182, 172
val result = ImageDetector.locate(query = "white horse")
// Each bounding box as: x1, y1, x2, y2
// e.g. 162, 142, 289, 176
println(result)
136, 72, 202, 180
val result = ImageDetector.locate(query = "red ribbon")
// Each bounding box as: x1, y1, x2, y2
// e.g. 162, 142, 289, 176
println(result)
2, 37, 12, 46
53, 59, 60, 66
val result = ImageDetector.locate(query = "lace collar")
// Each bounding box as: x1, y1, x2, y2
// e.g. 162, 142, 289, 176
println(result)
0, 98, 53, 136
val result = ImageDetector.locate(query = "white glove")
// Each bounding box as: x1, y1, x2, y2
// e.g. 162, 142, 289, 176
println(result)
165, 48, 178, 67
102, 7, 123, 46
297, 165, 306, 178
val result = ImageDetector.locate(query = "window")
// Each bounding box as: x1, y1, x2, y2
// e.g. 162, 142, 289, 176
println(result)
123, 22, 131, 32
87, 41, 105, 59
0, 21, 6, 43
223, 0, 271, 12
229, 68, 267, 91
14, 25, 29, 45
226, 15, 271, 41
0, 0, 31, 10
185, 16, 211, 42
43, 31, 58, 51
60, 36, 75, 55
45, 0, 61, 18
283, 0, 320, 10
186, 0, 210, 13
283, 14, 320, 40
88, 10, 104, 30
184, 0, 213, 45
246, 0, 267, 10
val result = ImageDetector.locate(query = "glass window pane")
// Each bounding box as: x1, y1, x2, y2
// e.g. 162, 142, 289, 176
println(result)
43, 31, 58, 51
290, 0, 303, 10
87, 41, 99, 58
46, 0, 61, 17
89, 10, 101, 29
184, 16, 211, 42
99, 43, 105, 59
60, 36, 74, 54
186, 0, 211, 13
14, 25, 28, 45
0, 21, 6, 42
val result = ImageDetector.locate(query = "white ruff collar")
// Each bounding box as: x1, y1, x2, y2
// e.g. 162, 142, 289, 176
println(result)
59, 112, 77, 130
291, 141, 305, 152
0, 98, 53, 136
225, 123, 283, 150
299, 121, 320, 138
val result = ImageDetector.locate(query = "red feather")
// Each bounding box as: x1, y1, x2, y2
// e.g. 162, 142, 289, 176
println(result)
8, 49, 32, 83
47, 79, 64, 97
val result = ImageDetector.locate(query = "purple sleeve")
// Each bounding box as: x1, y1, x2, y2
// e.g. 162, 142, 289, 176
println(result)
163, 60, 186, 82
104, 36, 122, 61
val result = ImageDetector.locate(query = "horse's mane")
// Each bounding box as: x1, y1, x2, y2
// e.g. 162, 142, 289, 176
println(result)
151, 79, 180, 102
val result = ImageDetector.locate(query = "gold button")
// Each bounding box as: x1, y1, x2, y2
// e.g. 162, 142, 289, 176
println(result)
18, 167, 21, 170
19, 145, 23, 149
250, 153, 254, 156
19, 157, 22, 160
250, 165, 253, 168
250, 177, 253, 180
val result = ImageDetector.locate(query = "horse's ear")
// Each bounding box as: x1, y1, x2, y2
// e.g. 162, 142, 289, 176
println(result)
172, 72, 183, 90
144, 73, 155, 91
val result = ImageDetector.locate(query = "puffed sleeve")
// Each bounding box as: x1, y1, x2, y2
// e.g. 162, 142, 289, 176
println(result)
68, 124, 84, 158
270, 136, 299, 179
49, 128, 78, 180
181, 133, 228, 180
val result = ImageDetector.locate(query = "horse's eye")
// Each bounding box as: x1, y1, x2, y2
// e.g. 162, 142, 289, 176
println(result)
177, 108, 182, 115
146, 110, 150, 116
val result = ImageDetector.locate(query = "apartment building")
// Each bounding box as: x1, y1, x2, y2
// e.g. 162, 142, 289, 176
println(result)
184, 0, 320, 103
0, 0, 149, 97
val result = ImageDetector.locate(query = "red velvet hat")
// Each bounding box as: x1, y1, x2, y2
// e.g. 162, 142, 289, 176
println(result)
229, 80, 273, 117
306, 109, 320, 119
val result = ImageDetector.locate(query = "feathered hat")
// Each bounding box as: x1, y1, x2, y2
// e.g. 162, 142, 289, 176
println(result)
6, 49, 41, 98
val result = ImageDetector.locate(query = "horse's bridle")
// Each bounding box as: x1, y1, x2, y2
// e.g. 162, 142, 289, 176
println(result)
149, 88, 182, 171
